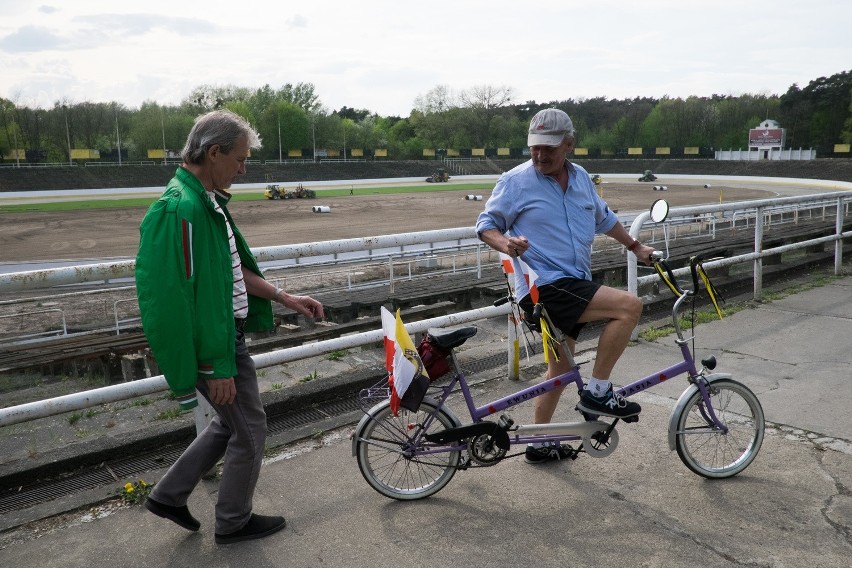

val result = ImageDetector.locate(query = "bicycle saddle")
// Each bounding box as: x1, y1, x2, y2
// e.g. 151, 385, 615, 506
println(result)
426, 326, 477, 349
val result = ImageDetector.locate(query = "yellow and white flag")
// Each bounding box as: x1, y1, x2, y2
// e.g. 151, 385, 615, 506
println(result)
381, 306, 430, 414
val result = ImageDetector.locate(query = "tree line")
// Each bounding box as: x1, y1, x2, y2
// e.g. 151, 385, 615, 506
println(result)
0, 70, 849, 164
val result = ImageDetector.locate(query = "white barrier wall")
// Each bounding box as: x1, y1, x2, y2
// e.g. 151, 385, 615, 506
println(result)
715, 148, 817, 161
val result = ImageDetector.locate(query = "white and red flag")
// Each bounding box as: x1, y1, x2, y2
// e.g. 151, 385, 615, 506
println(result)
381, 307, 430, 414
499, 253, 539, 303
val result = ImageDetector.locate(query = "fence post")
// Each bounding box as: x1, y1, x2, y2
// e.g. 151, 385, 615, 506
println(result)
754, 206, 764, 300
836, 197, 844, 275
507, 313, 520, 380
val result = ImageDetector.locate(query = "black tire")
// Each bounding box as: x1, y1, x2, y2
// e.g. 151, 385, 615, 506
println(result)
674, 379, 764, 478
355, 399, 460, 500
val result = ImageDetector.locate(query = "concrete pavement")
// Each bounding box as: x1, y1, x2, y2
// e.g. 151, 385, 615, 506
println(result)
1, 275, 851, 567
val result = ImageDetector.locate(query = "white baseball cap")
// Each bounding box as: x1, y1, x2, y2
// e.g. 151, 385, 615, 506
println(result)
527, 108, 574, 147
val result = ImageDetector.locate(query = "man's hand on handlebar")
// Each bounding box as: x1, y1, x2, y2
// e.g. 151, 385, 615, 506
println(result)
634, 242, 657, 266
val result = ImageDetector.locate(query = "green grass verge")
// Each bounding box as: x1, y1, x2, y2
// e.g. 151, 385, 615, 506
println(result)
0, 182, 494, 214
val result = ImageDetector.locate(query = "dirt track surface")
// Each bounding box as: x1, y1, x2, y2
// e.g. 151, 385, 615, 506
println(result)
0, 182, 772, 264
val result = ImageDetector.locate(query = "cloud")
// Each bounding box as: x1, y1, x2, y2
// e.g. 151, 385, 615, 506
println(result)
286, 14, 308, 28
0, 25, 66, 52
73, 13, 219, 37
38, 5, 59, 14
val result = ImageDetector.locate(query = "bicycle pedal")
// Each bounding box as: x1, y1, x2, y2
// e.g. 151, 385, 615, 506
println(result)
623, 415, 639, 424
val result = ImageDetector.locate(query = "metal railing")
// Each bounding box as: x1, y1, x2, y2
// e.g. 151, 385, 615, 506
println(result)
627, 191, 852, 339
2, 188, 852, 428
0, 308, 67, 343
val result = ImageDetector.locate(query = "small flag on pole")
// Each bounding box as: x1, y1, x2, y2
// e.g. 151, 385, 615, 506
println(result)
380, 307, 430, 414
498, 253, 539, 303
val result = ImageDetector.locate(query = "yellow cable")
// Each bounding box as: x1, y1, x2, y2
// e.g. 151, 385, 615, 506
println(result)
539, 315, 560, 364
697, 265, 725, 319
654, 262, 682, 297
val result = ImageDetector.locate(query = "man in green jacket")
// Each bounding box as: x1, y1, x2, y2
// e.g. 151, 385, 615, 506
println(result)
136, 109, 324, 544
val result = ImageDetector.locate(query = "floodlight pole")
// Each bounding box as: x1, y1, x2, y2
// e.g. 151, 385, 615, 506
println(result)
115, 107, 122, 166
64, 108, 72, 166
161, 110, 167, 164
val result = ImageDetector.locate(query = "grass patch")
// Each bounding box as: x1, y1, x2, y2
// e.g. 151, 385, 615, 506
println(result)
326, 349, 348, 361
0, 182, 494, 214
298, 370, 319, 383
155, 408, 184, 421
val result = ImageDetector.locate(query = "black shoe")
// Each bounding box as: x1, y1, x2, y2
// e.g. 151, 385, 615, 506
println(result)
576, 386, 641, 419
524, 443, 575, 464
144, 497, 200, 532
215, 514, 287, 544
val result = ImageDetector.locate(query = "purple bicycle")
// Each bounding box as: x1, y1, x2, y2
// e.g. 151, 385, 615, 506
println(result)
352, 231, 764, 501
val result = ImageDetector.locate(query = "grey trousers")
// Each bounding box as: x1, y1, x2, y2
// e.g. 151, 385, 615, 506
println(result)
150, 328, 267, 534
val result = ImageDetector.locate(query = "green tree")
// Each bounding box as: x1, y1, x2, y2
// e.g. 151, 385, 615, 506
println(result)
258, 102, 311, 160
779, 70, 852, 149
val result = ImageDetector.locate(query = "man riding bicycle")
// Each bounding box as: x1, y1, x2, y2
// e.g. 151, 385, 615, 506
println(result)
476, 108, 655, 463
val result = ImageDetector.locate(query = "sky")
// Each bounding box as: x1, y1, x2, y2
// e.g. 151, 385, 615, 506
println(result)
0, 1, 850, 117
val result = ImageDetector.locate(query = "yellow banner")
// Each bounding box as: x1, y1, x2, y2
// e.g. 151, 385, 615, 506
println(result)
627, 147, 642, 155
446, 149, 459, 157
3, 149, 25, 160
472, 148, 485, 156
374, 148, 388, 157
288, 149, 303, 157
684, 147, 699, 155
834, 144, 851, 153
326, 148, 340, 157
70, 149, 99, 159
423, 148, 436, 157
574, 147, 588, 156
497, 147, 510, 156
351, 148, 363, 157
656, 147, 671, 155
147, 149, 165, 159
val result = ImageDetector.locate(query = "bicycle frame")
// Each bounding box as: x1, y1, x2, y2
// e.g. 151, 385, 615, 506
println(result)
421, 290, 733, 446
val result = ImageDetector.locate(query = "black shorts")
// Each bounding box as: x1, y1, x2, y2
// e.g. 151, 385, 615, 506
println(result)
518, 277, 601, 340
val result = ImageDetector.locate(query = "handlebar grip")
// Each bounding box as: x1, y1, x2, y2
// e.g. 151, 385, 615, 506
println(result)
493, 296, 510, 307
533, 304, 542, 318
654, 257, 685, 297
650, 250, 664, 261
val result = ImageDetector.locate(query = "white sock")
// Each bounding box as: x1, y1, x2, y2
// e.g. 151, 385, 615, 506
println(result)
587, 378, 611, 398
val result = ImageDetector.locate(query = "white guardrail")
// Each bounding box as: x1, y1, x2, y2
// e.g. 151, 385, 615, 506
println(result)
1, 187, 851, 428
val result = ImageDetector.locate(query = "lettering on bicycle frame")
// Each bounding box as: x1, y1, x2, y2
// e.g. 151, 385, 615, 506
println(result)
620, 373, 668, 396
483, 380, 566, 415
504, 386, 548, 407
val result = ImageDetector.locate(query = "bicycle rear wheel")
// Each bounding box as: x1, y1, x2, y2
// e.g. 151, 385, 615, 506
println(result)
674, 378, 764, 478
355, 399, 461, 500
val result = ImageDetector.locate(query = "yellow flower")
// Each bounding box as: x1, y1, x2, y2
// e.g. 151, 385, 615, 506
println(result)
124, 482, 134, 492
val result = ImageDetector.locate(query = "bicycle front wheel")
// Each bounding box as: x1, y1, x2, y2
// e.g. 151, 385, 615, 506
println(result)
674, 378, 764, 478
355, 399, 461, 500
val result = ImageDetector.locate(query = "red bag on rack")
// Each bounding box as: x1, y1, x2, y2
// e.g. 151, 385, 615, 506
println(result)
417, 333, 453, 380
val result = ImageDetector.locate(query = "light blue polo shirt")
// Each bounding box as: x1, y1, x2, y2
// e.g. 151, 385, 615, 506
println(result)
475, 160, 618, 288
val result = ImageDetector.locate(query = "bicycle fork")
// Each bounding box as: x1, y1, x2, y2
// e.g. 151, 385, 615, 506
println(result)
666, 372, 733, 450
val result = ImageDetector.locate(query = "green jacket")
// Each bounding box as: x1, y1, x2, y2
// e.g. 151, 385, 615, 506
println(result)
136, 167, 274, 409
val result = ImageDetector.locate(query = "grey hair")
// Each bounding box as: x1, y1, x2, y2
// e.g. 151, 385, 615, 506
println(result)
181, 109, 262, 165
